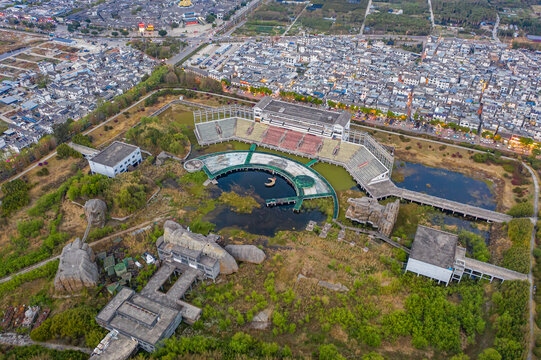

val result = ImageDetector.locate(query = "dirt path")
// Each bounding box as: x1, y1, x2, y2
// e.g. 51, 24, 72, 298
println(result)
0, 332, 92, 354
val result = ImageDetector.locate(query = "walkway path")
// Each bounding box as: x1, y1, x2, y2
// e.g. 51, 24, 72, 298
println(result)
366, 180, 512, 223
360, 0, 372, 35
427, 0, 435, 28
334, 220, 411, 253
0, 332, 92, 354
284, 3, 309, 37
525, 162, 539, 360
493, 14, 501, 43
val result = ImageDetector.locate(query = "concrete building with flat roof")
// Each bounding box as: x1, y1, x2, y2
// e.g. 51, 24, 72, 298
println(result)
95, 287, 183, 353
253, 97, 351, 139
88, 141, 142, 178
405, 225, 528, 285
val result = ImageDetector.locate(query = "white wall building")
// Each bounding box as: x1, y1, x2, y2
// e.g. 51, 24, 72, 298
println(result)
405, 226, 457, 285
88, 141, 142, 178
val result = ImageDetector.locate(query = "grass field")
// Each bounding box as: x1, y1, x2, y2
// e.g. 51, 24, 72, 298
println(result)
234, 2, 305, 36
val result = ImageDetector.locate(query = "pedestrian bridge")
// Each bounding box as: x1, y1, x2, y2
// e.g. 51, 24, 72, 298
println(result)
364, 180, 512, 223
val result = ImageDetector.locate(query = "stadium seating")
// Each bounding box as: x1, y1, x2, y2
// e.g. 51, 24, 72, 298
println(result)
298, 134, 323, 156
347, 146, 388, 185
317, 139, 341, 159
243, 122, 268, 142
196, 122, 220, 143
334, 142, 359, 162
236, 119, 253, 137
218, 118, 236, 139
281, 130, 304, 151
262, 126, 286, 147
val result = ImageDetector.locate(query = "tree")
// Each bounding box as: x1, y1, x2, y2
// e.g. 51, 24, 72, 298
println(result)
206, 14, 216, 23
112, 31, 118, 36
478, 348, 502, 360
158, 29, 167, 37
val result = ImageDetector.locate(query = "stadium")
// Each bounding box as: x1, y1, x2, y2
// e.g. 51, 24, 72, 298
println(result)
193, 97, 394, 191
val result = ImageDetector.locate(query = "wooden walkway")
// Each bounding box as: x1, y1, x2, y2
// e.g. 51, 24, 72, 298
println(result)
366, 180, 512, 223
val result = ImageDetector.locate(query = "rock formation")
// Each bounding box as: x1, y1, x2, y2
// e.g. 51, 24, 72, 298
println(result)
163, 220, 238, 274
225, 245, 266, 264
345, 197, 399, 237
84, 199, 107, 228
54, 238, 99, 293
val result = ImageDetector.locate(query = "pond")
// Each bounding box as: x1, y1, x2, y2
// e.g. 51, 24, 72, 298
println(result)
394, 161, 497, 210
203, 170, 327, 237
429, 213, 490, 241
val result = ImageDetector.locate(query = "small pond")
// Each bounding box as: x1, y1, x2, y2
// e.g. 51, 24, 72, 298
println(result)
203, 170, 327, 237
394, 161, 497, 210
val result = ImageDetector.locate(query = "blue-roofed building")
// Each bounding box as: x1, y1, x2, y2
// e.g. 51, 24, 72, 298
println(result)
21, 100, 38, 111
0, 96, 18, 105
0, 86, 11, 95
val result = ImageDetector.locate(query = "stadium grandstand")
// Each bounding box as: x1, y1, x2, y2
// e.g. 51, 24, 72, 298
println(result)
254, 97, 350, 139
193, 100, 394, 189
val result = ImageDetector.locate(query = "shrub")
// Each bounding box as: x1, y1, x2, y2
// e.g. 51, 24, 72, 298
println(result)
318, 344, 345, 360
1, 179, 30, 216
508, 218, 533, 247
458, 231, 490, 262
56, 143, 81, 159
17, 219, 44, 238
30, 306, 105, 348
36, 167, 49, 176
507, 202, 534, 217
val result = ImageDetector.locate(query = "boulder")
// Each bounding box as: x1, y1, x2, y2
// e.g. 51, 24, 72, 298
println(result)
225, 245, 266, 264
54, 238, 99, 293
84, 199, 107, 228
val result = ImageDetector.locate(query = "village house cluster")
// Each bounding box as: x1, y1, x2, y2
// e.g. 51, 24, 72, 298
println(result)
66, 0, 245, 30
202, 36, 541, 140
0, 39, 155, 154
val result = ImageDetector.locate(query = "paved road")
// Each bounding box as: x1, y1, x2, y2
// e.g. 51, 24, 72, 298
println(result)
525, 162, 539, 360
0, 332, 92, 354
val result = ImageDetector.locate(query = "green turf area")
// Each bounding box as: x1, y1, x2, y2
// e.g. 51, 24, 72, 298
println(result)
312, 162, 357, 192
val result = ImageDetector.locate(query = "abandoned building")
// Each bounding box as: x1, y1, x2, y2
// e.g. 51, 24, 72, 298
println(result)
157, 220, 238, 278
405, 225, 528, 285
88, 141, 142, 178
